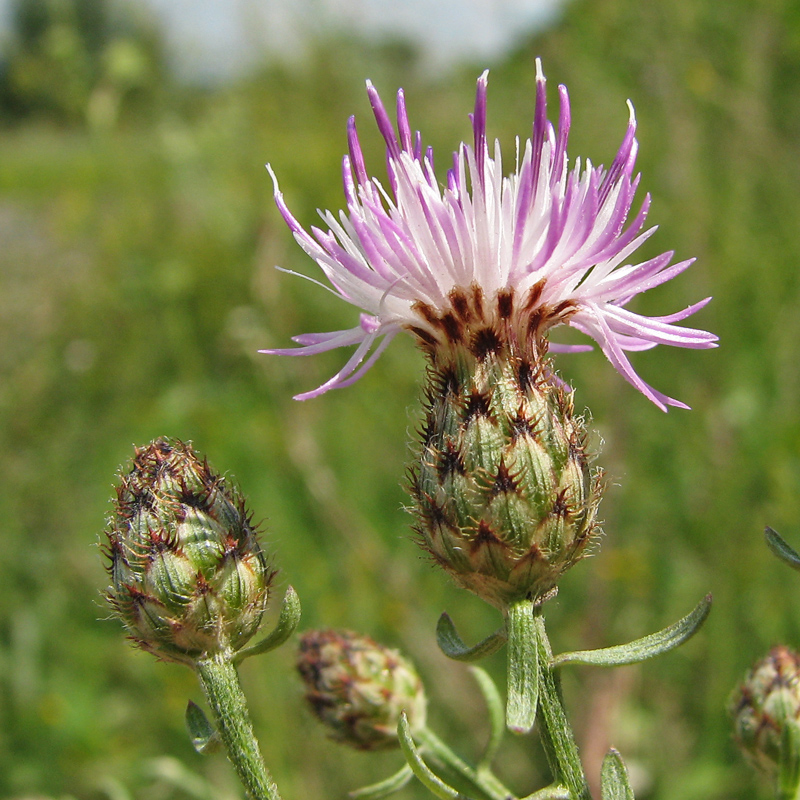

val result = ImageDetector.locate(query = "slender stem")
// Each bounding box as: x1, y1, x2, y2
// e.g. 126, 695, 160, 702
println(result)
777, 718, 800, 800
417, 726, 516, 800
195, 651, 283, 800
506, 599, 539, 734
532, 613, 591, 800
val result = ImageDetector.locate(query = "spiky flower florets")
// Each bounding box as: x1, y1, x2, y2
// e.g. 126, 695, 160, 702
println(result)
264, 59, 716, 410
105, 438, 274, 665
297, 629, 427, 751
729, 646, 800, 776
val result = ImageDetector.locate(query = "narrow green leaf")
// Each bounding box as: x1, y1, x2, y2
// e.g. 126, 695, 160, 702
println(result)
506, 599, 539, 734
778, 717, 800, 800
349, 764, 414, 799
600, 749, 634, 800
552, 594, 711, 668
520, 787, 571, 800
234, 586, 302, 664
397, 714, 468, 800
468, 666, 504, 767
436, 613, 506, 662
185, 701, 221, 755
765, 527, 800, 573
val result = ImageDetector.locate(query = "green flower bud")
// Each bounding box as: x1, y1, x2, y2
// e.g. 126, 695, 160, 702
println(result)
729, 645, 800, 776
105, 438, 274, 665
408, 288, 603, 610
297, 630, 427, 751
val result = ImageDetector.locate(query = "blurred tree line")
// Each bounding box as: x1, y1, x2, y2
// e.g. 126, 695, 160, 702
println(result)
0, 0, 168, 127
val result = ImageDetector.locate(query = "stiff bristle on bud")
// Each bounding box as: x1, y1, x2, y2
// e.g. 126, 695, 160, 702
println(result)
105, 438, 274, 665
729, 646, 800, 777
408, 286, 603, 610
297, 630, 427, 751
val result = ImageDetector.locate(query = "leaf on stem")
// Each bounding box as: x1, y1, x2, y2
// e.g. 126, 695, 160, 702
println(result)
520, 787, 571, 800
436, 613, 506, 662
234, 586, 302, 664
765, 527, 800, 573
185, 700, 221, 755
349, 764, 414, 799
506, 600, 539, 735
468, 666, 504, 767
600, 749, 634, 800
397, 713, 468, 800
551, 594, 711, 669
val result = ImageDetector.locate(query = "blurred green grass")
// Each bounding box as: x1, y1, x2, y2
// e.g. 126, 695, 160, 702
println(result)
1, 0, 800, 798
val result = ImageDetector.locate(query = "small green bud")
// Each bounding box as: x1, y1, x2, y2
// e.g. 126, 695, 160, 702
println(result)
296, 630, 427, 751
408, 288, 603, 610
729, 645, 800, 776
105, 438, 274, 665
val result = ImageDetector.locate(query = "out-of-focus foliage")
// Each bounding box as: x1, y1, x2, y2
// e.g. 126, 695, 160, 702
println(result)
0, 0, 799, 798
0, 0, 168, 127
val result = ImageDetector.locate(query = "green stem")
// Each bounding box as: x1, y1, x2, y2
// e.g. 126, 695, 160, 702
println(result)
532, 613, 591, 800
777, 719, 800, 800
417, 726, 516, 800
195, 651, 283, 800
506, 599, 539, 734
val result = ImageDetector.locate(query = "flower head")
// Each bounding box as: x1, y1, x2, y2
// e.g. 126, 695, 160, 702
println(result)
729, 645, 800, 778
296, 629, 427, 751
264, 59, 716, 410
408, 322, 603, 609
105, 438, 274, 665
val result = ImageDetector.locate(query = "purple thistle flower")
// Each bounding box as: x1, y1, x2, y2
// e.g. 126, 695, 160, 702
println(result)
263, 59, 717, 410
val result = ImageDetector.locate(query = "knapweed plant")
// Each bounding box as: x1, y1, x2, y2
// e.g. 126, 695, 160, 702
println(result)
104, 61, 717, 800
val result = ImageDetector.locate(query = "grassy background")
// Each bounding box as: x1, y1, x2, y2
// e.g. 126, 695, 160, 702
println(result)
1, 0, 799, 797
